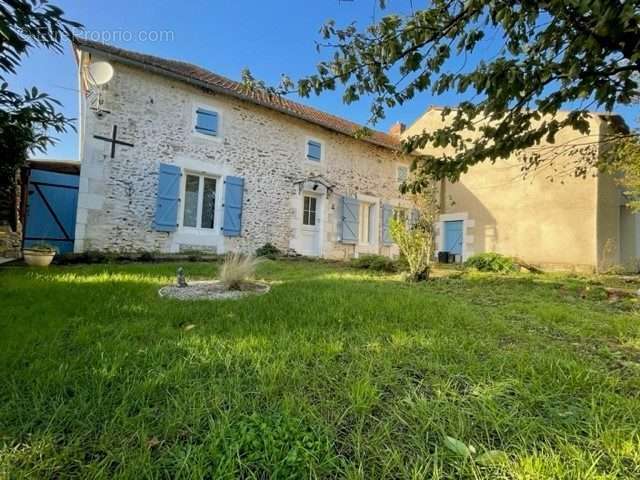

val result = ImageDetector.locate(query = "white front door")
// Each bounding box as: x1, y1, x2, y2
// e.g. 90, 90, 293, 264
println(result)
300, 194, 321, 256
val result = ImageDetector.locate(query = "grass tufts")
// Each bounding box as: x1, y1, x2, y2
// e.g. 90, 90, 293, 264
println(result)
218, 252, 261, 290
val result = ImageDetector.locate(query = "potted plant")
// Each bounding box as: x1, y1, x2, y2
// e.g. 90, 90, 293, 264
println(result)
23, 243, 57, 267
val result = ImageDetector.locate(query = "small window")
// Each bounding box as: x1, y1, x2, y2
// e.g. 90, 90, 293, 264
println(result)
195, 108, 218, 136
393, 207, 408, 224
397, 165, 408, 183
201, 177, 217, 228
183, 175, 200, 227
182, 174, 217, 229
359, 202, 374, 244
303, 195, 317, 225
307, 140, 322, 161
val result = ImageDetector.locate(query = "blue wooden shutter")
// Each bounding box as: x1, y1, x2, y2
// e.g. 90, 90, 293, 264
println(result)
196, 108, 218, 136
154, 163, 181, 232
382, 204, 393, 245
222, 176, 244, 236
341, 196, 359, 243
410, 208, 420, 228
307, 140, 321, 161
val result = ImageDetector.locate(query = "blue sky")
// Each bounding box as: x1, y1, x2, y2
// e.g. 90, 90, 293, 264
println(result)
15, 0, 639, 160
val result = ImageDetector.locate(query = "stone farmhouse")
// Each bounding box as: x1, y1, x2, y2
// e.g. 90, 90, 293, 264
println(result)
6, 38, 633, 272
70, 38, 414, 260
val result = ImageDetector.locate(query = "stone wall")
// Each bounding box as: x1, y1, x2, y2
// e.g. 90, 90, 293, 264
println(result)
75, 53, 412, 257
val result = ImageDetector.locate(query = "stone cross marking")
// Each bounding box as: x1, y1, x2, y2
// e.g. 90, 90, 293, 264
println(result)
93, 125, 134, 158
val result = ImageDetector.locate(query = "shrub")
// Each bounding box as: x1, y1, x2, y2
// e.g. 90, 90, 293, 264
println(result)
350, 254, 397, 272
390, 218, 434, 281
219, 252, 261, 290
138, 251, 156, 262
464, 252, 516, 273
54, 250, 112, 265
256, 242, 281, 258
24, 242, 57, 253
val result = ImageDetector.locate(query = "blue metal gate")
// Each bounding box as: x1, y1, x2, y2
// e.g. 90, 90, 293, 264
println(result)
24, 169, 79, 254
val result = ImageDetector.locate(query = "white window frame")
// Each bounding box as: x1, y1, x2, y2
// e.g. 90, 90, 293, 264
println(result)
191, 102, 223, 142
304, 136, 325, 164
385, 198, 414, 253
393, 206, 409, 224
358, 202, 371, 245
355, 193, 380, 249
396, 164, 409, 183
178, 171, 222, 232
302, 194, 319, 226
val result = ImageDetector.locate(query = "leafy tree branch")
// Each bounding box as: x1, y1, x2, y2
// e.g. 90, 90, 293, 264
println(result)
244, 0, 640, 185
0, 0, 81, 182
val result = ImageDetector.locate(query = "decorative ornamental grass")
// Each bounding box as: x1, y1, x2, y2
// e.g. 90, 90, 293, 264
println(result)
1, 260, 639, 478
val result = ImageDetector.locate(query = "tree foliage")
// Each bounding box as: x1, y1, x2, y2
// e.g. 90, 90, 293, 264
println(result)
248, 0, 640, 184
389, 180, 439, 281
464, 252, 516, 273
0, 0, 80, 181
605, 129, 640, 211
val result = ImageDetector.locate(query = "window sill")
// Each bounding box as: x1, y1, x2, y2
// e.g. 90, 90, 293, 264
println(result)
191, 131, 223, 143
303, 160, 325, 170
170, 227, 224, 253
178, 226, 222, 235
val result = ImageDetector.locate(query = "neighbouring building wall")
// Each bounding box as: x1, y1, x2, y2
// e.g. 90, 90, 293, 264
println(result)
75, 52, 410, 257
595, 119, 628, 271
619, 206, 640, 271
403, 108, 610, 270
596, 171, 623, 271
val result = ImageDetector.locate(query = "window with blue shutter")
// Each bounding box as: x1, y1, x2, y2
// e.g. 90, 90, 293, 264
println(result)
222, 176, 244, 236
182, 174, 217, 229
410, 208, 420, 228
195, 108, 218, 136
154, 163, 181, 232
307, 140, 322, 161
341, 196, 359, 243
382, 204, 393, 245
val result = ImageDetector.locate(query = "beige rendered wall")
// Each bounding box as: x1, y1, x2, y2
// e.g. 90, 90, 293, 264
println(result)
596, 172, 623, 270
619, 206, 639, 270
595, 120, 626, 270
403, 108, 612, 270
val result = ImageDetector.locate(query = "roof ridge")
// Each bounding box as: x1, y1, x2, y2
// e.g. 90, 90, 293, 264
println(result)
72, 37, 400, 150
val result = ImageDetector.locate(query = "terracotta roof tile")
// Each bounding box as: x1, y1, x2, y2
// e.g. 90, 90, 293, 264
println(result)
72, 38, 400, 150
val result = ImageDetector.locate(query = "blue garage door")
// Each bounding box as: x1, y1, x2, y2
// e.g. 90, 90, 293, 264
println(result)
444, 220, 463, 255
24, 169, 79, 254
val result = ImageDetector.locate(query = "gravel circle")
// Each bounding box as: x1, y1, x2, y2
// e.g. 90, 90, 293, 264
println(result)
158, 281, 270, 301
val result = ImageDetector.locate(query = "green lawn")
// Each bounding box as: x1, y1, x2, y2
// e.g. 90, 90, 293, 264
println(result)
1, 260, 640, 479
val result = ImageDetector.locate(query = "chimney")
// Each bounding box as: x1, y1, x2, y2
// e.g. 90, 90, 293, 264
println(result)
388, 121, 406, 137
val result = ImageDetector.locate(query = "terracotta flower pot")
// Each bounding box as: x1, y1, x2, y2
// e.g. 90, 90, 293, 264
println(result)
23, 249, 56, 267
